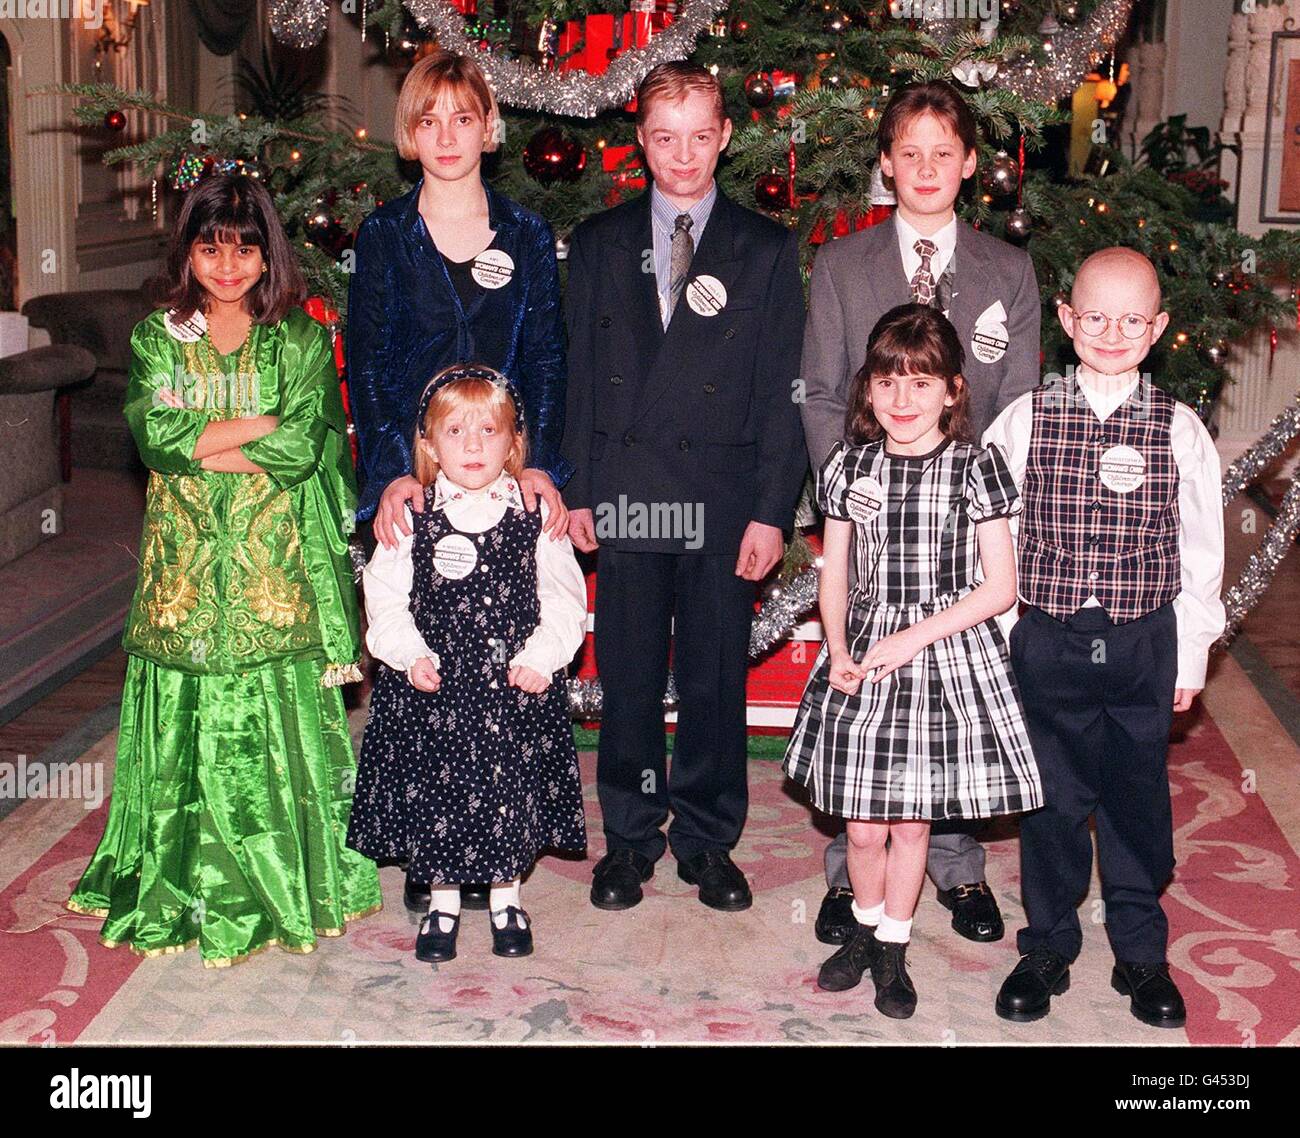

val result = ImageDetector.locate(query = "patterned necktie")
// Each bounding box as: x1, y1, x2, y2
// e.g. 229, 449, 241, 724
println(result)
667, 212, 695, 324
910, 237, 939, 308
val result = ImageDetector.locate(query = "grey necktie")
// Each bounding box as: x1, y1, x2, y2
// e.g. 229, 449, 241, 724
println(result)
910, 237, 939, 308
667, 212, 694, 325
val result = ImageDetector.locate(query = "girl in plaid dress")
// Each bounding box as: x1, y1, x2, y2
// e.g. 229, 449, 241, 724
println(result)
784, 304, 1041, 1017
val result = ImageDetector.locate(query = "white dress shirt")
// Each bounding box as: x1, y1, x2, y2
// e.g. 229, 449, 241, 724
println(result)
363, 470, 588, 681
983, 369, 1226, 690
894, 212, 958, 287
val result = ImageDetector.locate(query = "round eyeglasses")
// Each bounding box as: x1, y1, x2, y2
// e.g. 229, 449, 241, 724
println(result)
1068, 307, 1158, 340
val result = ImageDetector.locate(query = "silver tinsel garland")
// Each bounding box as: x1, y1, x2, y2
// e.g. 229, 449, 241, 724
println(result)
940, 0, 1136, 105
405, 0, 729, 117
1220, 398, 1300, 507
1220, 471, 1300, 648
270, 0, 331, 50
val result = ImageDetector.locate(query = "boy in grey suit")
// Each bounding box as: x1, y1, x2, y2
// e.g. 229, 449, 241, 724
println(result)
800, 80, 1040, 949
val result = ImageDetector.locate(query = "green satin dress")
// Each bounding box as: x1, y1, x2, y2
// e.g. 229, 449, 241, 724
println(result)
67, 307, 382, 967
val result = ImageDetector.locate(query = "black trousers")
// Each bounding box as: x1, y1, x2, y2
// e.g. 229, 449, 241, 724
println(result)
594, 548, 756, 863
1011, 603, 1178, 964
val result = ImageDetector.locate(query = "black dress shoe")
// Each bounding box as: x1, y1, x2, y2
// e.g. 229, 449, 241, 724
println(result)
815, 886, 859, 945
869, 940, 918, 1019
460, 883, 490, 911
936, 881, 1004, 942
414, 911, 459, 963
590, 849, 654, 911
1111, 962, 1187, 1028
490, 906, 534, 958
676, 850, 753, 911
817, 923, 876, 991
404, 874, 432, 914
995, 947, 1071, 1022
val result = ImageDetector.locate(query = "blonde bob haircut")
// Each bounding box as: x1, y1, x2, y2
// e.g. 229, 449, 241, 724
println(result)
412, 369, 527, 487
394, 50, 501, 161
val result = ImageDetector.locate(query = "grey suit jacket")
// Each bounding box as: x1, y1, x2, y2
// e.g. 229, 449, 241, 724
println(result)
799, 216, 1041, 471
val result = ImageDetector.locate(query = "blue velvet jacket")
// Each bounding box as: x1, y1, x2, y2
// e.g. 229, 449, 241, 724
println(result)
346, 178, 572, 520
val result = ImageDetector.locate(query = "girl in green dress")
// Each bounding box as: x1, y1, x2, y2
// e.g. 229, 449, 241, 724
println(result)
66, 174, 382, 967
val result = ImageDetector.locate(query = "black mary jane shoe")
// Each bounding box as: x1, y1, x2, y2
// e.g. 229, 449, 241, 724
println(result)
460, 883, 491, 911
1111, 961, 1187, 1029
936, 881, 1004, 943
815, 886, 859, 945
414, 911, 459, 963
590, 849, 655, 911
869, 940, 918, 1020
817, 923, 876, 992
404, 874, 432, 915
676, 849, 753, 912
995, 947, 1071, 1022
490, 906, 534, 958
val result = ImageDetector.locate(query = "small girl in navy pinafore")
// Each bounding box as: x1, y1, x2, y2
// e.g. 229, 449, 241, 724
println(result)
348, 364, 587, 963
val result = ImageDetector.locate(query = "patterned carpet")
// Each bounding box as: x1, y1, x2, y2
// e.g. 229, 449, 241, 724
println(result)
1, 652, 1298, 1045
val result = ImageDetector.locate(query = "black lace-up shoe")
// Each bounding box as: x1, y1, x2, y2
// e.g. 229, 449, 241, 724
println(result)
676, 849, 752, 911
817, 923, 876, 992
869, 940, 918, 1019
1112, 961, 1186, 1028
995, 947, 1071, 1022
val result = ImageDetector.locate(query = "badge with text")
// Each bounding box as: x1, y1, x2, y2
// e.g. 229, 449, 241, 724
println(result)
686, 274, 728, 317
470, 248, 515, 290
1098, 444, 1146, 494
164, 308, 206, 343
971, 300, 1009, 364
432, 533, 478, 579
845, 475, 886, 523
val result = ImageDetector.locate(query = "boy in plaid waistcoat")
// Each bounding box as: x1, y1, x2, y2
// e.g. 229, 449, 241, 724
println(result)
983, 247, 1225, 1028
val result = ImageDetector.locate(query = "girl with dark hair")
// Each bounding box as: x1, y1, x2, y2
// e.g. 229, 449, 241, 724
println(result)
783, 303, 1041, 1017
67, 174, 382, 967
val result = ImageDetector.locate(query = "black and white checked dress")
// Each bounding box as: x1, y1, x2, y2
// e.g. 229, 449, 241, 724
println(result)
783, 438, 1042, 821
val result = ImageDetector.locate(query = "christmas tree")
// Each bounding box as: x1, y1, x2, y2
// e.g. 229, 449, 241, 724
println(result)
51, 0, 1300, 413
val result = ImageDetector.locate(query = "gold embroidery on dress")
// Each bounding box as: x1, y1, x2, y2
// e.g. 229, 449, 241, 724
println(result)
230, 474, 311, 629
138, 472, 202, 631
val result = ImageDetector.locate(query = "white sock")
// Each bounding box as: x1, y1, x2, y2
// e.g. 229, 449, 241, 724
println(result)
851, 899, 884, 927
875, 913, 913, 944
427, 887, 460, 933
490, 879, 523, 928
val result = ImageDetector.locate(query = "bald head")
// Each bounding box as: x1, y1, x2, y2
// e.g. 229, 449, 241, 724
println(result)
1071, 247, 1162, 314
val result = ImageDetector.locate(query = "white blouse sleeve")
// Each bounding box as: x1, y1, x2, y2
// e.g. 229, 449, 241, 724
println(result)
509, 500, 589, 676
981, 394, 1034, 640
362, 520, 440, 674
1171, 404, 1226, 690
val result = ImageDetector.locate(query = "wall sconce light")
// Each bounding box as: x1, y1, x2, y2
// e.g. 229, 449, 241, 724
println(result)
94, 0, 151, 63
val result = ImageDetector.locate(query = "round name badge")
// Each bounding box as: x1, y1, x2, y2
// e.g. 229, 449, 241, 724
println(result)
1098, 444, 1146, 494
470, 248, 515, 290
432, 533, 478, 579
845, 475, 885, 524
970, 324, 1009, 365
686, 274, 727, 317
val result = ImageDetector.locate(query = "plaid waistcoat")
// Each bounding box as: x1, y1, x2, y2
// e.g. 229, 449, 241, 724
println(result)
1020, 374, 1181, 624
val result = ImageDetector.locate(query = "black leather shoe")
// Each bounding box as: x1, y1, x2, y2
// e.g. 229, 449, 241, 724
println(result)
590, 849, 654, 911
676, 850, 753, 911
1112, 961, 1187, 1028
490, 906, 534, 957
936, 881, 1004, 942
815, 886, 859, 945
404, 874, 432, 914
817, 923, 876, 991
460, 883, 490, 911
414, 911, 459, 963
869, 939, 918, 1019
995, 948, 1071, 1022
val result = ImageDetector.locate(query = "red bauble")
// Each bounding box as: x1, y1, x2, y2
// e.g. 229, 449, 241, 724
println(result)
103, 109, 127, 132
523, 128, 588, 184
755, 172, 788, 210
